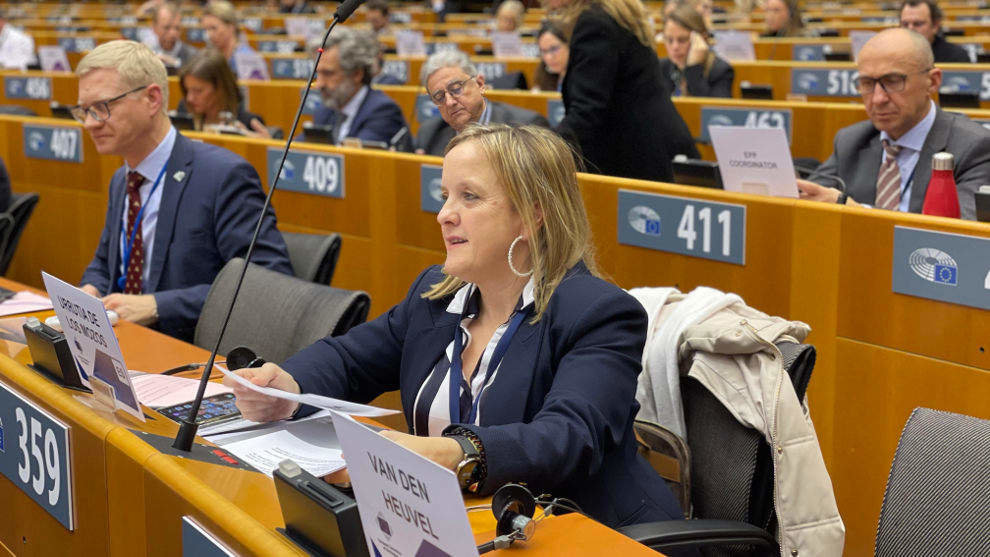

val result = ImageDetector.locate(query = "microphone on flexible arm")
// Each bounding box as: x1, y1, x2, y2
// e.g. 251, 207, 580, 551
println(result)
172, 0, 369, 452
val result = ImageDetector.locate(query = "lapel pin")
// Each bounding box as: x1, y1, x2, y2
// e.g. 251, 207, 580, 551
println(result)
173, 171, 186, 182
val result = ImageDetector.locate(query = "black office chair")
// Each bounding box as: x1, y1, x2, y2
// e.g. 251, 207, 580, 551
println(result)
874, 407, 990, 556
621, 341, 817, 555
194, 258, 370, 364
282, 231, 342, 286
0, 214, 16, 269
0, 192, 40, 276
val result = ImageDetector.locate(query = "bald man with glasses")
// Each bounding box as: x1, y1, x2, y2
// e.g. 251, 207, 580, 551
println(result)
74, 40, 292, 341
797, 28, 990, 220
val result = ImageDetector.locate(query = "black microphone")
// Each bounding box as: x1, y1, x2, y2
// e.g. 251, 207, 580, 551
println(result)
171, 2, 364, 452
793, 163, 847, 192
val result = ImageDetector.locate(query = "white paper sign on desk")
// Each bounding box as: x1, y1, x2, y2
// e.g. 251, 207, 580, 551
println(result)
41, 272, 145, 421
233, 50, 270, 81
710, 125, 799, 198
712, 30, 755, 61
38, 46, 71, 72
330, 410, 480, 557
396, 30, 427, 56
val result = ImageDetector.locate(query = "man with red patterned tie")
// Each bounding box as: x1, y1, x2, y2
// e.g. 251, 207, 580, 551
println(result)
796, 28, 990, 220
75, 40, 292, 341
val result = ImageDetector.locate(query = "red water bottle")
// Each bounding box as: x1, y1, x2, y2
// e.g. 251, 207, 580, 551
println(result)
922, 152, 960, 218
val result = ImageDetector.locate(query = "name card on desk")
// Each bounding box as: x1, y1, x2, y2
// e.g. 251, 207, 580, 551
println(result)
396, 30, 427, 56
272, 57, 314, 79
38, 46, 71, 72
0, 381, 75, 530
791, 68, 860, 97
23, 125, 83, 163
699, 107, 792, 144
940, 71, 990, 100
4, 76, 52, 100
712, 30, 755, 61
329, 411, 479, 557
421, 164, 444, 213
233, 51, 270, 81
492, 31, 524, 57
267, 147, 346, 198
617, 189, 746, 265
242, 17, 263, 32
710, 125, 798, 198
892, 226, 990, 311
57, 37, 96, 53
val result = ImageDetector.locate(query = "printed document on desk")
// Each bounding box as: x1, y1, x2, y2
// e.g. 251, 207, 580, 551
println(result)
711, 126, 799, 198
217, 364, 399, 417
206, 410, 346, 477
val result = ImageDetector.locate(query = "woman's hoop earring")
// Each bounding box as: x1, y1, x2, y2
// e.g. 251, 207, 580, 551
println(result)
507, 236, 533, 278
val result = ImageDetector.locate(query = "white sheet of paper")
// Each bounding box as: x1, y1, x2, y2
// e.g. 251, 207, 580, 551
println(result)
208, 412, 345, 477
41, 272, 145, 421
492, 31, 523, 57
0, 291, 53, 317
710, 125, 799, 198
712, 30, 756, 61
216, 364, 400, 417
330, 410, 480, 557
129, 371, 232, 408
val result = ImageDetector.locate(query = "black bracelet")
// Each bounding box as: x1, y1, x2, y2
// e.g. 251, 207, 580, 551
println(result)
837, 192, 849, 205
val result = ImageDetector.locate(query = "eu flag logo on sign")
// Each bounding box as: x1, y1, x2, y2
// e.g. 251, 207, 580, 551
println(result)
934, 264, 958, 285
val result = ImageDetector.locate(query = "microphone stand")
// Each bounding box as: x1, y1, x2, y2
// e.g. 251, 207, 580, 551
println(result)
172, 0, 367, 452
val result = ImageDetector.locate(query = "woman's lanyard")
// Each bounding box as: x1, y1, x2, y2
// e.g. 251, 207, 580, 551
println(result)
116, 164, 167, 291
448, 307, 529, 426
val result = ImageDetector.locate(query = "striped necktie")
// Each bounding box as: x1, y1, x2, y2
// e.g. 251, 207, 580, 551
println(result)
875, 139, 903, 211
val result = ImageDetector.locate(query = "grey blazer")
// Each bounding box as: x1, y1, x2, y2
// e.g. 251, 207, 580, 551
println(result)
815, 108, 990, 220
414, 100, 550, 156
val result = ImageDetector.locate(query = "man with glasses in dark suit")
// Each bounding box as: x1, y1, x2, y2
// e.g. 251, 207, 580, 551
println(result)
74, 40, 292, 341
415, 50, 548, 156
797, 29, 990, 220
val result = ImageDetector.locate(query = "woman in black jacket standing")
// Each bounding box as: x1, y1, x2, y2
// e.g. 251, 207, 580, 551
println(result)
552, 0, 698, 182
659, 5, 734, 98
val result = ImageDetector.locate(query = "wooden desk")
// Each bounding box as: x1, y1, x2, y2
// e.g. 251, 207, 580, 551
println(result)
0, 277, 655, 556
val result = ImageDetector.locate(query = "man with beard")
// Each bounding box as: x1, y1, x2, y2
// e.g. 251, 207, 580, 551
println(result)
309, 28, 407, 146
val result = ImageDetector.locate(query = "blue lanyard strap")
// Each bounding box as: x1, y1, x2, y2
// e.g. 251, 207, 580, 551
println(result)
117, 163, 168, 291
448, 307, 529, 426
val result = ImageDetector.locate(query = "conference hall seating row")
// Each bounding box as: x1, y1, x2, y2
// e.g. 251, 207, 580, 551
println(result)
1, 112, 987, 552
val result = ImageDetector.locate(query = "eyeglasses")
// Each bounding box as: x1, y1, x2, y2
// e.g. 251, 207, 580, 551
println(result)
429, 77, 474, 105
70, 85, 149, 124
540, 44, 563, 57
854, 69, 931, 95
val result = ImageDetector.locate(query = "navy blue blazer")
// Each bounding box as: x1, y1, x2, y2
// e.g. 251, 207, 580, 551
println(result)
313, 88, 407, 145
80, 132, 293, 341
282, 264, 684, 527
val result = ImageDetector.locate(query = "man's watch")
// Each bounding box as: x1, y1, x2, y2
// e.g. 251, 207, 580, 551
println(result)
837, 192, 849, 205
450, 435, 482, 491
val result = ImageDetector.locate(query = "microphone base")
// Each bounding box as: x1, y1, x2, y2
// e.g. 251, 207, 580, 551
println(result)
172, 418, 200, 452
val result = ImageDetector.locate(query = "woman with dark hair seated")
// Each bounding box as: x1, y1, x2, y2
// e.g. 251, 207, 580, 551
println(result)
659, 5, 734, 97
226, 124, 686, 529
178, 49, 267, 136
533, 20, 570, 92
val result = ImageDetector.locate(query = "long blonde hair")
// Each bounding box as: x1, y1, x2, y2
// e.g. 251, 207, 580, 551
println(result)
552, 0, 654, 49
423, 124, 598, 322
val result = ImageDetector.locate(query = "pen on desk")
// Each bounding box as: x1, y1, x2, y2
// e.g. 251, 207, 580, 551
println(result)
160, 361, 226, 376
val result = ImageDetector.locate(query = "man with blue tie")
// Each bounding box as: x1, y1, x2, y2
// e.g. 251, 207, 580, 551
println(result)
797, 28, 990, 220
308, 28, 407, 145
74, 40, 293, 341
